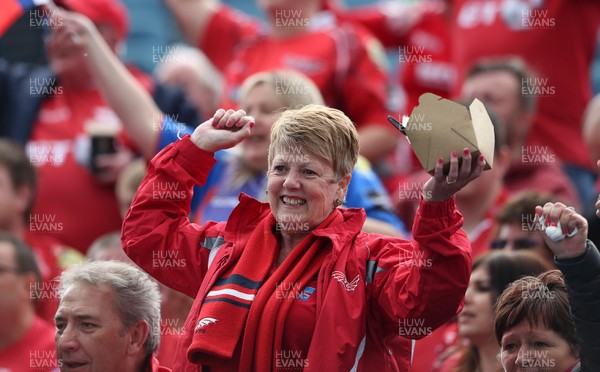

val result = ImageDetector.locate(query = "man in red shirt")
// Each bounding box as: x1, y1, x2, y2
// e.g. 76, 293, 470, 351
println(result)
164, 0, 398, 163
0, 233, 57, 372
460, 58, 581, 210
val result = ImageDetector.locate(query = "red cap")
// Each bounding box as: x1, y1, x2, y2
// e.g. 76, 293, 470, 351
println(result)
57, 0, 129, 40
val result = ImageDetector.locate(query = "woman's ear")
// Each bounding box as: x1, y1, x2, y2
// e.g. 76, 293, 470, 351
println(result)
337, 174, 352, 199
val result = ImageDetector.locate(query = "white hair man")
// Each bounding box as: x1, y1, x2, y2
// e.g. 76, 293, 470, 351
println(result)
54, 260, 168, 371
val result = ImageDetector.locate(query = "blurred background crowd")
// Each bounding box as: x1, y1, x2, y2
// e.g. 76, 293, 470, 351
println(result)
0, 0, 599, 371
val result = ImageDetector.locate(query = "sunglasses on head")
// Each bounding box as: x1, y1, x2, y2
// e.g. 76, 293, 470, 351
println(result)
490, 238, 538, 250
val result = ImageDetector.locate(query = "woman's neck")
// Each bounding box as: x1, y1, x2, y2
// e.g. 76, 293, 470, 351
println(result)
277, 232, 306, 266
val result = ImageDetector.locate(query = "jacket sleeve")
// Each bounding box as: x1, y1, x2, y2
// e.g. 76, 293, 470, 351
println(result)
368, 197, 471, 338
555, 240, 600, 371
121, 134, 226, 298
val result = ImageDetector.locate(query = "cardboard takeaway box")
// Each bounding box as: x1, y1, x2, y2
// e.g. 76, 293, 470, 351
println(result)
400, 93, 495, 175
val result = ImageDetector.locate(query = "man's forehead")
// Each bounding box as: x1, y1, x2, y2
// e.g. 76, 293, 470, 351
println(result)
56, 282, 115, 317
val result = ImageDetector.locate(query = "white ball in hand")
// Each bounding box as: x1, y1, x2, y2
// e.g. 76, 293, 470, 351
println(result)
539, 217, 578, 242
545, 225, 564, 241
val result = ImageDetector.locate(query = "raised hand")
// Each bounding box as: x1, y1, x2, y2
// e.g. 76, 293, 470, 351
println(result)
49, 7, 95, 49
190, 109, 255, 152
535, 203, 588, 259
421, 148, 486, 202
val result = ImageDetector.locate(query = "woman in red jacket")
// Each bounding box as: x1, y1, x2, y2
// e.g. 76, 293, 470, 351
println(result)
122, 103, 486, 371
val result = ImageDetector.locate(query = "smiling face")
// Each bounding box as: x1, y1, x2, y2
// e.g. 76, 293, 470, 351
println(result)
499, 320, 578, 372
458, 265, 495, 345
267, 145, 348, 235
55, 283, 142, 372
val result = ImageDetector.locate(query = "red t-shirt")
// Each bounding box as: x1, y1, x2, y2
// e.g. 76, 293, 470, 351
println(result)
200, 6, 390, 128
0, 316, 57, 371
25, 69, 151, 253
26, 88, 124, 253
451, 0, 600, 169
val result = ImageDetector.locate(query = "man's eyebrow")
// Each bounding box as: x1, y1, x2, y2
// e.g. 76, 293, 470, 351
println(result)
55, 314, 98, 322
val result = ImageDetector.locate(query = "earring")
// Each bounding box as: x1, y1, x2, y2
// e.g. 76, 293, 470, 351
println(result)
265, 190, 268, 194
335, 198, 343, 206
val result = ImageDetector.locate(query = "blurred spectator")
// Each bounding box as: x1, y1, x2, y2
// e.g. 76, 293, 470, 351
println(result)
55, 260, 169, 371
435, 250, 550, 372
154, 43, 223, 118
461, 58, 580, 211
0, 138, 84, 323
335, 0, 455, 113
0, 0, 200, 253
451, 0, 600, 215
493, 191, 562, 267
164, 0, 399, 163
0, 232, 57, 371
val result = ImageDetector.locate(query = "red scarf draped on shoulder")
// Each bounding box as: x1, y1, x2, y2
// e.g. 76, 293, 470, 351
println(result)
188, 209, 343, 371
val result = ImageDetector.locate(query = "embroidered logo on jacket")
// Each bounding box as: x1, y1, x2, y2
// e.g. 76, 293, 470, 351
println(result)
194, 317, 218, 333
331, 271, 360, 292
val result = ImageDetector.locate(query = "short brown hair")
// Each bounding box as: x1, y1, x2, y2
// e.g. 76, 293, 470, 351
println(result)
268, 104, 359, 180
466, 57, 536, 112
496, 191, 560, 225
493, 270, 578, 355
